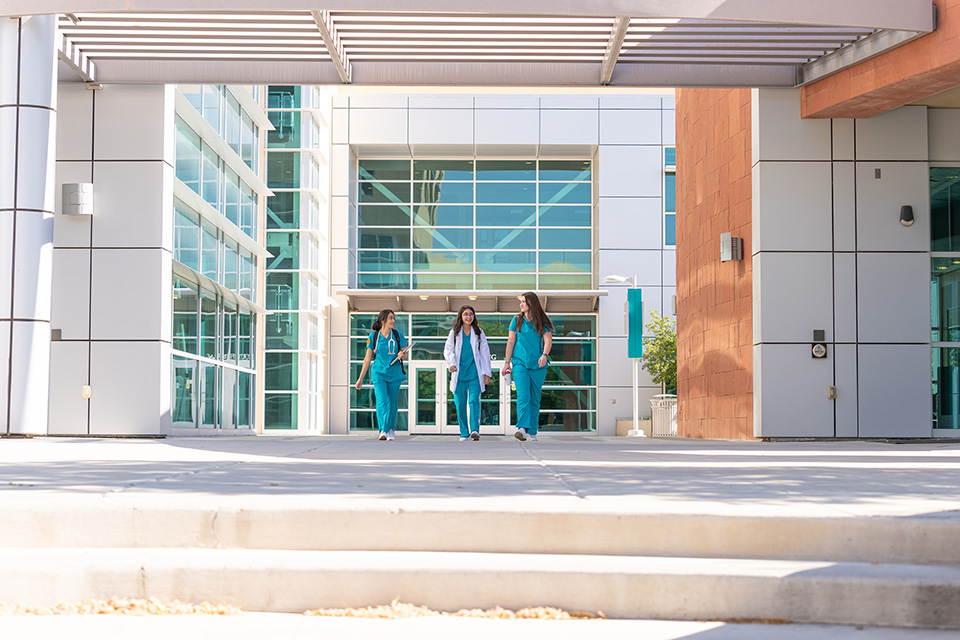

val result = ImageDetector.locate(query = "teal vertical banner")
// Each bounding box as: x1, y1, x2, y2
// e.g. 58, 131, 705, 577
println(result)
627, 288, 643, 358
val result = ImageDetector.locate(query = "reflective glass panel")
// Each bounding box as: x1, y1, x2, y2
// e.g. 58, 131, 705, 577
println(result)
223, 166, 240, 226
172, 356, 196, 427
476, 160, 535, 181
413, 227, 473, 251
539, 160, 591, 181
174, 205, 200, 271
200, 361, 218, 427
414, 182, 473, 205
238, 310, 253, 366
539, 182, 591, 205
413, 250, 472, 272
266, 312, 299, 350
173, 279, 198, 354
237, 371, 252, 428
476, 205, 536, 227
359, 159, 410, 181
201, 143, 219, 206
415, 369, 437, 425
357, 273, 411, 289
265, 352, 298, 391
540, 228, 590, 250
267, 152, 300, 189
361, 227, 410, 250
476, 274, 536, 290
267, 192, 299, 229
413, 160, 474, 181
268, 85, 300, 110
175, 118, 201, 193
266, 232, 300, 270
540, 274, 592, 290
932, 167, 960, 252
265, 393, 297, 429
411, 273, 474, 290
360, 205, 412, 226
539, 251, 591, 273
266, 272, 299, 311
359, 250, 411, 272
413, 204, 473, 227
199, 289, 217, 359
539, 205, 591, 227
665, 147, 676, 166
267, 110, 300, 148
477, 251, 536, 272
476, 228, 535, 250
476, 182, 535, 204
360, 181, 411, 204
665, 214, 676, 246
665, 173, 676, 213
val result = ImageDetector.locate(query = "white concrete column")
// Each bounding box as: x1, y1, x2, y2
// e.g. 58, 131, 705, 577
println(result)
0, 16, 58, 434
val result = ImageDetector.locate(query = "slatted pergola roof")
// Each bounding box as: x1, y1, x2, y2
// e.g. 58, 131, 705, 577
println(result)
4, 1, 935, 87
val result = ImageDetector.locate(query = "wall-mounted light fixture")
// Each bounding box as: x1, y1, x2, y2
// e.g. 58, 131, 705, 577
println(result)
62, 183, 93, 215
419, 294, 430, 301
720, 232, 743, 262
899, 205, 915, 227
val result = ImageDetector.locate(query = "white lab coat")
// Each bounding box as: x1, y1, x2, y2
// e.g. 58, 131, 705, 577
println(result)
443, 327, 492, 393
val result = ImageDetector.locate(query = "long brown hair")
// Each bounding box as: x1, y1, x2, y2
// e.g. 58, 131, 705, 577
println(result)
517, 292, 554, 335
372, 309, 395, 333
452, 305, 481, 339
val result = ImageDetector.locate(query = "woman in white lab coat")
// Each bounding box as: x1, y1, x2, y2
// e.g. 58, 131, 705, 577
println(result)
443, 305, 492, 441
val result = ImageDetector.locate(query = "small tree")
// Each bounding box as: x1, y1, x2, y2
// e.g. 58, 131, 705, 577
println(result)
641, 310, 677, 393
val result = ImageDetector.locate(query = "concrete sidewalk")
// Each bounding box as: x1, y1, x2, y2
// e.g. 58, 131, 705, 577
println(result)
1, 434, 959, 518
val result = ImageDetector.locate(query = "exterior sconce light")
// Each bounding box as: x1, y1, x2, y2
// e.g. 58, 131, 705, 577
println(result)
62, 183, 93, 215
899, 205, 915, 227
467, 295, 478, 300
720, 232, 743, 262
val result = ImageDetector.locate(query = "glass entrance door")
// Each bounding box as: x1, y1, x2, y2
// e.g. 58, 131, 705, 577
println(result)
410, 361, 512, 435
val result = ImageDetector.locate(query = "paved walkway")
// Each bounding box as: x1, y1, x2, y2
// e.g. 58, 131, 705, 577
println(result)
1, 434, 959, 519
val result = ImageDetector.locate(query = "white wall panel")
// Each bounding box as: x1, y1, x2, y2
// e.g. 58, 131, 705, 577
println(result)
331, 108, 348, 145
94, 85, 169, 161
600, 109, 661, 145
858, 344, 931, 437
754, 252, 833, 344
51, 248, 90, 340
0, 215, 9, 318
16, 107, 57, 212
598, 385, 661, 436
663, 249, 676, 287
53, 160, 93, 248
598, 249, 662, 287
855, 162, 929, 252
0, 322, 8, 429
330, 247, 351, 287
0, 107, 14, 211
857, 252, 929, 343
663, 110, 676, 147
330, 146, 351, 198
752, 88, 831, 162
409, 96, 473, 109
8, 320, 50, 433
597, 146, 661, 197
475, 109, 539, 146
56, 84, 93, 161
0, 20, 18, 105
855, 105, 927, 161
833, 252, 857, 343
408, 109, 473, 146
476, 96, 539, 109
928, 109, 960, 163
349, 96, 407, 108
328, 384, 349, 434
834, 343, 858, 437
89, 341, 169, 435
599, 96, 661, 109
597, 197, 662, 250
541, 96, 598, 109
599, 286, 628, 339
349, 108, 407, 145
540, 110, 599, 145
832, 119, 855, 161
12, 210, 53, 322
833, 161, 856, 252
18, 15, 57, 108
92, 162, 167, 248
47, 341, 89, 435
90, 249, 167, 341
753, 161, 833, 252
754, 343, 835, 437
599, 336, 655, 387
329, 335, 350, 387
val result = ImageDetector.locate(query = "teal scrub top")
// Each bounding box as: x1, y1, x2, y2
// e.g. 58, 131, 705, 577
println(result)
458, 330, 478, 382
509, 315, 552, 370
367, 329, 408, 383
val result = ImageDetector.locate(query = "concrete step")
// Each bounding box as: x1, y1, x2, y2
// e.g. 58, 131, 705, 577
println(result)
3, 504, 960, 566
2, 548, 960, 628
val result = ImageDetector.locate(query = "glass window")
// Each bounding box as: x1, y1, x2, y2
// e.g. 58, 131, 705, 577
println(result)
268, 85, 300, 110
414, 182, 472, 205
202, 85, 222, 133
540, 182, 591, 205
237, 371, 252, 428
665, 147, 676, 167
201, 221, 218, 281
240, 184, 255, 238
540, 228, 590, 251
361, 227, 410, 250
361, 181, 411, 204
476, 160, 535, 181
539, 205, 591, 227
223, 166, 240, 227
266, 272, 299, 310
199, 289, 218, 359
201, 143, 219, 206
477, 228, 535, 250
174, 204, 200, 271
175, 118, 201, 193
539, 251, 591, 273
265, 393, 297, 429
172, 278, 198, 354
477, 251, 536, 272
665, 174, 676, 213
413, 250, 473, 272
267, 232, 300, 270
413, 159, 473, 181
413, 204, 472, 227
540, 274, 592, 290
411, 273, 473, 289
414, 227, 473, 251
180, 85, 202, 112
225, 92, 241, 155
476, 205, 536, 227
539, 160, 591, 181
357, 273, 411, 289
359, 159, 410, 181
359, 250, 411, 272
267, 192, 299, 229
266, 352, 298, 391
268, 152, 300, 189
665, 214, 676, 246
222, 301, 237, 364
476, 274, 535, 290
932, 167, 960, 252
172, 355, 196, 427
476, 182, 535, 204
223, 240, 239, 292
238, 310, 253, 367
266, 312, 299, 350
268, 110, 300, 149
241, 112, 256, 168
239, 253, 254, 301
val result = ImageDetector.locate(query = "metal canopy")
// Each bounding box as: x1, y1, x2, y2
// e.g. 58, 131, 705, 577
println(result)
12, 1, 931, 87
337, 289, 607, 314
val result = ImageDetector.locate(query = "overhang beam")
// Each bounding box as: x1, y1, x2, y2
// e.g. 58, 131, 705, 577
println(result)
58, 34, 97, 82
3, 1, 937, 32
310, 9, 351, 83
600, 15, 629, 85
800, 26, 930, 86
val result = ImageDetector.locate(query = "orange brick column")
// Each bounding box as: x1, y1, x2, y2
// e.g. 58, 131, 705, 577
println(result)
675, 89, 754, 440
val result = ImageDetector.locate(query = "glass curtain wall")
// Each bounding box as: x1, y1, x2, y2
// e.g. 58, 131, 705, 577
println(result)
172, 85, 261, 430
357, 159, 593, 290
349, 312, 597, 432
264, 85, 327, 430
931, 167, 960, 430
665, 147, 676, 246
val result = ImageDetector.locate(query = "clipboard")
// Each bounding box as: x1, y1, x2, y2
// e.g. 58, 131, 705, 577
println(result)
389, 342, 413, 366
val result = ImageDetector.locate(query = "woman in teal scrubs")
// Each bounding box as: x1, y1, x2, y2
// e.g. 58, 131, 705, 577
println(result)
443, 305, 492, 441
502, 292, 553, 442
355, 309, 408, 441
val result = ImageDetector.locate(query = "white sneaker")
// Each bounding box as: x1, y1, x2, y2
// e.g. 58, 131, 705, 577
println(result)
459, 436, 469, 441
514, 429, 527, 442
386, 429, 395, 441
378, 432, 387, 441
527, 433, 538, 441
470, 431, 480, 441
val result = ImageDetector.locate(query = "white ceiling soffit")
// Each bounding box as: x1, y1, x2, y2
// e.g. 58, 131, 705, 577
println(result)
37, 1, 934, 87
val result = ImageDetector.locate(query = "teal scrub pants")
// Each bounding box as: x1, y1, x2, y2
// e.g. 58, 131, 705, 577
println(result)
453, 376, 481, 437
373, 378, 402, 433
513, 364, 547, 435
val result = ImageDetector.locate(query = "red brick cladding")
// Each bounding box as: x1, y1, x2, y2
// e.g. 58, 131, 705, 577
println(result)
803, 0, 960, 118
675, 89, 754, 440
